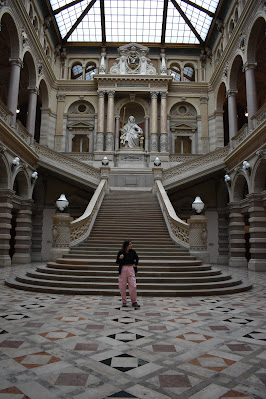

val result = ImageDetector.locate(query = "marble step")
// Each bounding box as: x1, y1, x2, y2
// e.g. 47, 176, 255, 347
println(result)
26, 270, 232, 284
37, 265, 222, 277
5, 275, 252, 296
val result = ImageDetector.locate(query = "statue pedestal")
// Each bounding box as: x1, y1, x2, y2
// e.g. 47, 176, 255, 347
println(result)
115, 148, 148, 168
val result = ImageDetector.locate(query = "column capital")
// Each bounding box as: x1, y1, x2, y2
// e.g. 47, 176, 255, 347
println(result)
56, 93, 66, 102
28, 87, 39, 95
226, 89, 238, 98
160, 91, 168, 99
150, 91, 159, 99
243, 61, 257, 72
107, 90, 115, 98
144, 115, 150, 120
115, 114, 120, 119
200, 96, 208, 104
97, 90, 105, 98
9, 57, 23, 67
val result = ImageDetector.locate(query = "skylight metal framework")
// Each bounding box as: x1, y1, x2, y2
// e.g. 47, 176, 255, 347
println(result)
49, 0, 220, 45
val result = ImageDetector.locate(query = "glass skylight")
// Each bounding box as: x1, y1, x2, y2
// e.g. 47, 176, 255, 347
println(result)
49, 0, 220, 44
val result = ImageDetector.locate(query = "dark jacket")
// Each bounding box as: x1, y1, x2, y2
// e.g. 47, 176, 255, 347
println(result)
116, 249, 139, 275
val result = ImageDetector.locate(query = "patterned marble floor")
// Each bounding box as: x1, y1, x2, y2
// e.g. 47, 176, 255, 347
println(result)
0, 263, 266, 399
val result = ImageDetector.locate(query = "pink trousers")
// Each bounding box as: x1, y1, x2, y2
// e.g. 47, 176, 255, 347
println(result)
119, 266, 137, 304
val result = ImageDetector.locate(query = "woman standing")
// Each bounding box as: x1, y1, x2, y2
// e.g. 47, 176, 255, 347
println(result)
116, 240, 140, 308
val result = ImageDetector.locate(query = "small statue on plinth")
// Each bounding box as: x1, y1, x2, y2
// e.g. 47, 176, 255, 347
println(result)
120, 116, 143, 148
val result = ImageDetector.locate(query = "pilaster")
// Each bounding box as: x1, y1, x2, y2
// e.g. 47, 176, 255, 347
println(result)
0, 190, 14, 267
229, 203, 247, 267
12, 201, 33, 264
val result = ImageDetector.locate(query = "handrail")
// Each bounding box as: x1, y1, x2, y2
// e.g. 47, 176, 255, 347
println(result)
163, 147, 229, 183
34, 143, 100, 186
70, 179, 106, 246
155, 180, 190, 248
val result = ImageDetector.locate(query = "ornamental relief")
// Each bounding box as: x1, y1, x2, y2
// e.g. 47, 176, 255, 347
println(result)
110, 43, 157, 75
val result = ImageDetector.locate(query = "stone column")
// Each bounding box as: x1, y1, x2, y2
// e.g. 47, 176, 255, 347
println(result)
189, 214, 210, 264
0, 190, 14, 267
50, 213, 73, 261
248, 194, 266, 271
39, 108, 50, 146
150, 92, 159, 152
55, 94, 66, 151
229, 203, 247, 267
243, 62, 258, 130
7, 58, 23, 127
106, 91, 115, 151
227, 90, 238, 141
200, 96, 209, 153
115, 115, 120, 151
96, 90, 105, 151
12, 201, 32, 264
26, 87, 39, 142
160, 92, 168, 152
217, 207, 229, 265
31, 205, 43, 262
144, 116, 149, 152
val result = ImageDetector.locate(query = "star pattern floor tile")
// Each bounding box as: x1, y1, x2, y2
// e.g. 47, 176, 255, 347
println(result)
1, 262, 266, 398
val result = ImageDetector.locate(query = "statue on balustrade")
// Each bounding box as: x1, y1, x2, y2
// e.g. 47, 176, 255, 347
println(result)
121, 116, 143, 148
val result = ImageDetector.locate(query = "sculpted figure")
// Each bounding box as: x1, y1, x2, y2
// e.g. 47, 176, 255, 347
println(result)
121, 116, 143, 148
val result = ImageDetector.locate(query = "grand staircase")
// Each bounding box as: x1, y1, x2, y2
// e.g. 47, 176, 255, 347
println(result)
6, 191, 252, 296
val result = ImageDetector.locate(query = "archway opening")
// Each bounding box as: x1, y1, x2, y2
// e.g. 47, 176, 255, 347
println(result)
217, 82, 229, 146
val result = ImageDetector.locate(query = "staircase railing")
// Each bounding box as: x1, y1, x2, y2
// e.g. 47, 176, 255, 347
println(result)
34, 143, 100, 188
163, 147, 229, 189
70, 178, 107, 247
155, 179, 190, 249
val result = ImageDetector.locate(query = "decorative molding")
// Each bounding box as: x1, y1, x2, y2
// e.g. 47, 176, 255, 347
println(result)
163, 147, 229, 182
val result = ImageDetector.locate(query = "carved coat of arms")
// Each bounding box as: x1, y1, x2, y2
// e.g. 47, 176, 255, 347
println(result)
127, 54, 140, 71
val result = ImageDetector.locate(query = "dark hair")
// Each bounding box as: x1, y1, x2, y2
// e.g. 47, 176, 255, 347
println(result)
122, 240, 131, 252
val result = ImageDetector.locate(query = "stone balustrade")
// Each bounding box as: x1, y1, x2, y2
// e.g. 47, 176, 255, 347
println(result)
34, 143, 100, 187
251, 103, 266, 130
70, 177, 108, 246
154, 177, 190, 249
163, 147, 229, 188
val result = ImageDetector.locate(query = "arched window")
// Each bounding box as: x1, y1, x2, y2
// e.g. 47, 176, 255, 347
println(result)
183, 64, 195, 82
71, 63, 83, 80
169, 63, 181, 82
85, 63, 97, 80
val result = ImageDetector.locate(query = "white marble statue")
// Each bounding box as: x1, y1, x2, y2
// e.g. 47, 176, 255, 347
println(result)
121, 116, 143, 148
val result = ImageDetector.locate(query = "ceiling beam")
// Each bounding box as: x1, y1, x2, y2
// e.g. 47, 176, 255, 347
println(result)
100, 0, 106, 44
63, 0, 97, 42
53, 0, 84, 15
161, 0, 169, 45
171, 0, 203, 44
180, 0, 214, 17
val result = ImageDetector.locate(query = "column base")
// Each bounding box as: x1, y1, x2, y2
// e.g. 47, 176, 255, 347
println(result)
31, 253, 42, 262
229, 257, 248, 267
12, 254, 31, 264
50, 248, 69, 262
0, 255, 11, 267
190, 251, 210, 264
248, 259, 266, 272
217, 255, 229, 265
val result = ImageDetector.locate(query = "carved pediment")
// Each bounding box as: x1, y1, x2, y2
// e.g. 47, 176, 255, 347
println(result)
170, 122, 196, 133
67, 121, 94, 131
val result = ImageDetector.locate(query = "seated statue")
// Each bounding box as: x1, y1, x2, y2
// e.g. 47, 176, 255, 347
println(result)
121, 116, 143, 148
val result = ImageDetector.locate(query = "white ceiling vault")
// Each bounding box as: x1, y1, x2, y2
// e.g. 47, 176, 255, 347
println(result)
48, 0, 221, 45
